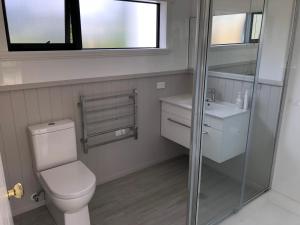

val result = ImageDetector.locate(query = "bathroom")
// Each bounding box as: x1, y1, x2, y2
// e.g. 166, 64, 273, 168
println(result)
0, 0, 300, 225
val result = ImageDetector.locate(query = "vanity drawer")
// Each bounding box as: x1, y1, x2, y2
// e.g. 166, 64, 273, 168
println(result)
162, 102, 223, 130
203, 115, 223, 130
161, 111, 191, 149
202, 126, 223, 163
162, 102, 192, 120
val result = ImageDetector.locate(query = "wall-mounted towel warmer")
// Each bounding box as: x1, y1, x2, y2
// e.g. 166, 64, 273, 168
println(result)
79, 89, 138, 153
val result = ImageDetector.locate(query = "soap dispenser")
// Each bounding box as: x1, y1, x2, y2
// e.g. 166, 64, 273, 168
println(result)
243, 90, 249, 110
235, 92, 243, 109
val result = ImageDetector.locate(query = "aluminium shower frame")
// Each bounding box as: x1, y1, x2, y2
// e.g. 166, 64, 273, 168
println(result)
187, 0, 300, 225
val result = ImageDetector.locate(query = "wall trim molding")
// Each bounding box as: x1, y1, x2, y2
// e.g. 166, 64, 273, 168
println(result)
208, 71, 284, 87
0, 69, 190, 92
0, 48, 171, 61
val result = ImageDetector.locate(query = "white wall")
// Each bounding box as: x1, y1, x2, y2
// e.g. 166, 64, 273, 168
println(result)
0, 0, 191, 86
213, 0, 264, 15
190, 0, 264, 17
258, 0, 294, 82
272, 8, 300, 202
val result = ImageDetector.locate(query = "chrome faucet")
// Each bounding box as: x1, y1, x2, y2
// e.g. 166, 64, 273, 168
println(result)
206, 88, 216, 102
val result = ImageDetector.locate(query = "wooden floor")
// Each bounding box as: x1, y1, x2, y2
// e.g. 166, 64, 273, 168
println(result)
13, 156, 256, 225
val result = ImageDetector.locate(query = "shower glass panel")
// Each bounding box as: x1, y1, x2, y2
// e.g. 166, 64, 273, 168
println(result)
242, 0, 295, 203
189, 0, 266, 224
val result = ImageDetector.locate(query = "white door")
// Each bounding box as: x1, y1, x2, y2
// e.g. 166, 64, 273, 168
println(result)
0, 153, 13, 225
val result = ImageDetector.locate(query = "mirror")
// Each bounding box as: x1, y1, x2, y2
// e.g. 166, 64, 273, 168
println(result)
207, 0, 265, 78
188, 0, 265, 79
211, 12, 262, 45
211, 0, 264, 46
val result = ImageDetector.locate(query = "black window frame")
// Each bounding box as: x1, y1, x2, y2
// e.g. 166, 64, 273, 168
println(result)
249, 12, 263, 43
1, 0, 160, 51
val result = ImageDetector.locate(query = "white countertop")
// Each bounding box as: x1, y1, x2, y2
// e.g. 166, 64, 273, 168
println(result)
160, 94, 249, 119
160, 94, 193, 110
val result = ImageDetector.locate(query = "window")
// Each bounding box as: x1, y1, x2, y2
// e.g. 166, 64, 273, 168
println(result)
80, 0, 159, 49
211, 12, 263, 45
211, 13, 247, 45
1, 0, 160, 51
1, 0, 81, 51
250, 12, 263, 43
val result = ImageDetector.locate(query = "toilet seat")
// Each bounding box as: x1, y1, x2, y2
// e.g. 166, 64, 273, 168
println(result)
40, 161, 96, 200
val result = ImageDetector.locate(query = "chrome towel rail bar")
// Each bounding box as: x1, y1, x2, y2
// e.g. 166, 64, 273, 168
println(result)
79, 89, 138, 153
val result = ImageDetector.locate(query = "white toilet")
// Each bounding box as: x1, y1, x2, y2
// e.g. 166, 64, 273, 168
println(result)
28, 119, 96, 225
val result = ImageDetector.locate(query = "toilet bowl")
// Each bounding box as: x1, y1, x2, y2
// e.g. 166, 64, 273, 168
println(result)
28, 120, 96, 225
39, 161, 96, 225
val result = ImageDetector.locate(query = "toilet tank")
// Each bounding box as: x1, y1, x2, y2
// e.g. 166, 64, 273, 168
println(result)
28, 119, 77, 172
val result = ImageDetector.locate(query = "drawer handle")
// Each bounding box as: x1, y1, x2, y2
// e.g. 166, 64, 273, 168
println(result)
168, 118, 191, 128
167, 118, 208, 134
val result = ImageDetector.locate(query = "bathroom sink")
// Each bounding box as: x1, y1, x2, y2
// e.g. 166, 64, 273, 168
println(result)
205, 101, 247, 119
205, 101, 225, 110
160, 94, 248, 119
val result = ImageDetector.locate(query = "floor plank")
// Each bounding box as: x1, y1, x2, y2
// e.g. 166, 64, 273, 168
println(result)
13, 156, 256, 225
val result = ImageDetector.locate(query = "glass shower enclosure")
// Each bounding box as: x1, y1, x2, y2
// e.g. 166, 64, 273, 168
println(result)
188, 0, 295, 224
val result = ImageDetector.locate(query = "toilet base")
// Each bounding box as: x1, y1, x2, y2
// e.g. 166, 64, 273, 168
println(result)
65, 206, 90, 225
46, 195, 91, 225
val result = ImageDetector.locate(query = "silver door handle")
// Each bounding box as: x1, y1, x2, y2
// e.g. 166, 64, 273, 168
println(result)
202, 131, 208, 135
167, 118, 191, 128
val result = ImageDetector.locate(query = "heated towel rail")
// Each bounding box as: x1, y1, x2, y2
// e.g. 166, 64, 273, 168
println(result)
79, 89, 138, 153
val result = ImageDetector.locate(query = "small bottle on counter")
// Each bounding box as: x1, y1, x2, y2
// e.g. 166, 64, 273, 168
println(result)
236, 92, 243, 109
243, 90, 249, 110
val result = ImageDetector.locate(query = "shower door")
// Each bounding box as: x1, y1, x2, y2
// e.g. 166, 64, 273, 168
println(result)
188, 0, 267, 224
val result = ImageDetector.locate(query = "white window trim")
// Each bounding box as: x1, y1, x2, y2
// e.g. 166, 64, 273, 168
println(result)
0, 0, 168, 61
210, 43, 258, 51
0, 48, 170, 61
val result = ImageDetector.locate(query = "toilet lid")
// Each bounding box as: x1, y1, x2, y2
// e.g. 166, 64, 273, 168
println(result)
40, 161, 96, 200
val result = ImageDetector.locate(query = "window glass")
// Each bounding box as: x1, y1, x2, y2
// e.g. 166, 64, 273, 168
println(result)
79, 0, 158, 48
211, 13, 247, 45
4, 0, 65, 43
251, 13, 263, 41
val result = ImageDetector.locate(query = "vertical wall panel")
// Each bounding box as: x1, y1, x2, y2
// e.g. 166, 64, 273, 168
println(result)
24, 89, 41, 124
10, 91, 41, 213
0, 92, 23, 212
49, 87, 64, 120
61, 86, 75, 120
0, 127, 9, 186
37, 88, 52, 122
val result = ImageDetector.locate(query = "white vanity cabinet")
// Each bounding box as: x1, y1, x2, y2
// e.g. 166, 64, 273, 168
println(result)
161, 102, 192, 149
160, 95, 250, 163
